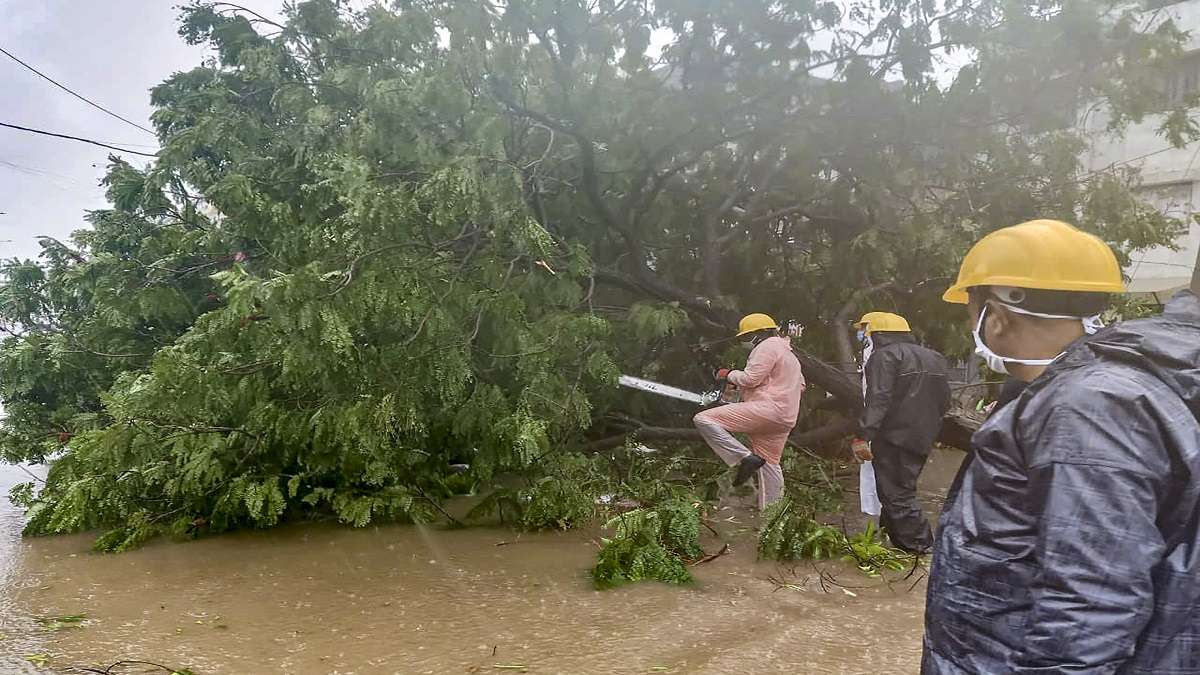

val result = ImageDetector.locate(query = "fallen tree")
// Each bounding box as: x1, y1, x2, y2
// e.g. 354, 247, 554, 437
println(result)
0, 0, 1188, 546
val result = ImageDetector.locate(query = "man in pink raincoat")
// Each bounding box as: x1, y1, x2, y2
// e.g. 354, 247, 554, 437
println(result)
693, 313, 805, 509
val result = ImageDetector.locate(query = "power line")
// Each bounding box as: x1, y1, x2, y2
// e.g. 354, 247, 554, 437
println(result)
0, 158, 90, 190
0, 44, 156, 136
0, 121, 158, 157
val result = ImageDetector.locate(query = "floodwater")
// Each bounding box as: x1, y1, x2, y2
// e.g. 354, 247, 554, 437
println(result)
0, 450, 962, 675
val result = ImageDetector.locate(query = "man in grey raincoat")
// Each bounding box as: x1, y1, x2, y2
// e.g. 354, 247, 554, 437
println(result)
924, 219, 1200, 674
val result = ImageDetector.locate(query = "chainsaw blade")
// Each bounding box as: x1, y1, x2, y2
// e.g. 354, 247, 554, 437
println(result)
618, 375, 718, 406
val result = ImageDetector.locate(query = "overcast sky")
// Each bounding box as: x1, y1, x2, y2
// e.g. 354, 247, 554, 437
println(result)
0, 0, 283, 261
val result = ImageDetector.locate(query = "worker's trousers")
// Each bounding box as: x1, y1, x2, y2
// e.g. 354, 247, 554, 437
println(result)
871, 440, 933, 553
693, 406, 790, 510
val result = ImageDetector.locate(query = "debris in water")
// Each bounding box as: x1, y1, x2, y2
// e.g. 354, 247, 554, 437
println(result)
35, 614, 86, 631
66, 659, 196, 674
689, 544, 730, 567
24, 653, 50, 667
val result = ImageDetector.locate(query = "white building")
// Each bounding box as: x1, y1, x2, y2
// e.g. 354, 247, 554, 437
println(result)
1081, 0, 1200, 302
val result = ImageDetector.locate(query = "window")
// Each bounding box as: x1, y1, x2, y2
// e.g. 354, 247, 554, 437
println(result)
1162, 52, 1200, 107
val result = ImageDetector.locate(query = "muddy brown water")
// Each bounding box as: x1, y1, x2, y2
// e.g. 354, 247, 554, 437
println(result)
0, 450, 962, 675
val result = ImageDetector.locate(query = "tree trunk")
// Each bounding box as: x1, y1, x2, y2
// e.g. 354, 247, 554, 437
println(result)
580, 413, 976, 456
831, 280, 897, 366
580, 417, 855, 455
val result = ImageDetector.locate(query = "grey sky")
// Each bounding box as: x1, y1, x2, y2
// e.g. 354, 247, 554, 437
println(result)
0, 1, 281, 261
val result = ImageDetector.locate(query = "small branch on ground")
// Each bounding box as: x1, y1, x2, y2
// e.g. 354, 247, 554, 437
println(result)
68, 659, 191, 674
690, 543, 730, 566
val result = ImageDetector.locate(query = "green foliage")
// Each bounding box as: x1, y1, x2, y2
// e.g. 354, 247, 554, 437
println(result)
1108, 293, 1165, 321
517, 455, 602, 530
650, 497, 704, 561
757, 497, 845, 561
842, 522, 911, 578
627, 302, 688, 342
779, 454, 844, 515
591, 497, 702, 589
1, 0, 1190, 549
35, 614, 87, 632
467, 447, 721, 532
757, 498, 909, 577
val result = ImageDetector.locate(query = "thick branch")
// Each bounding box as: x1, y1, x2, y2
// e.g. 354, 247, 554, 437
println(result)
700, 153, 755, 299
580, 417, 856, 454
747, 203, 811, 226
593, 268, 731, 329
831, 281, 897, 366
493, 86, 715, 327
491, 84, 624, 235
580, 412, 977, 455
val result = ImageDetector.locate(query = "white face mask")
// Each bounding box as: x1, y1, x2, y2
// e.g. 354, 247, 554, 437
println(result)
972, 302, 1104, 375
860, 337, 874, 394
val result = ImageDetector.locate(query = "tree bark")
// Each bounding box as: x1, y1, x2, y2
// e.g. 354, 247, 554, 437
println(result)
831, 280, 897, 366
580, 417, 857, 455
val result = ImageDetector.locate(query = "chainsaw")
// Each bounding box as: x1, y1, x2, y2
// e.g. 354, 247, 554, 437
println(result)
619, 320, 803, 407
617, 374, 738, 407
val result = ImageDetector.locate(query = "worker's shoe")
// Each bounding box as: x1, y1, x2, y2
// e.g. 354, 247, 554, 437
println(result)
732, 454, 766, 487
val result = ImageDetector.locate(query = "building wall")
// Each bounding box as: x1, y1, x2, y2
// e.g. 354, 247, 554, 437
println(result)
1080, 0, 1200, 297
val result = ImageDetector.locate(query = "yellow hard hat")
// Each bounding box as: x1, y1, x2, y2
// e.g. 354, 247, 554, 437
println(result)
854, 311, 911, 334
943, 219, 1124, 304
736, 313, 779, 337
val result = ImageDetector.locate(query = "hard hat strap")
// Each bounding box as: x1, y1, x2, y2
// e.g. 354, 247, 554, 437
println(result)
993, 301, 1105, 336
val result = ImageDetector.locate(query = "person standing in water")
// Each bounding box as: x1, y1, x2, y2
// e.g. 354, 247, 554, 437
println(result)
850, 311, 950, 554
924, 219, 1200, 673
693, 313, 805, 510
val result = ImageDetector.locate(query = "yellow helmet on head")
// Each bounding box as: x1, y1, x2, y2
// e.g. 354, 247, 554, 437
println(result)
943, 219, 1123, 304
736, 313, 779, 337
854, 311, 911, 334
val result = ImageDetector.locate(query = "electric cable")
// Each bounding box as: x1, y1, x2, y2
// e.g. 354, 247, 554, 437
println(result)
0, 45, 156, 136
0, 121, 158, 157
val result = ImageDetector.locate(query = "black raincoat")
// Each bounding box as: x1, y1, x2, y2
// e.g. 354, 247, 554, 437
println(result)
860, 333, 951, 552
923, 291, 1200, 674
859, 332, 951, 451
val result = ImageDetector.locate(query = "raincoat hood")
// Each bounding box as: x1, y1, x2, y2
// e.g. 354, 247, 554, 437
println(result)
865, 331, 915, 350
1086, 290, 1200, 414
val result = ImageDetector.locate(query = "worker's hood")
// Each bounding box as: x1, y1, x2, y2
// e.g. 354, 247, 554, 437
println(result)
1085, 290, 1199, 414
867, 331, 916, 350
